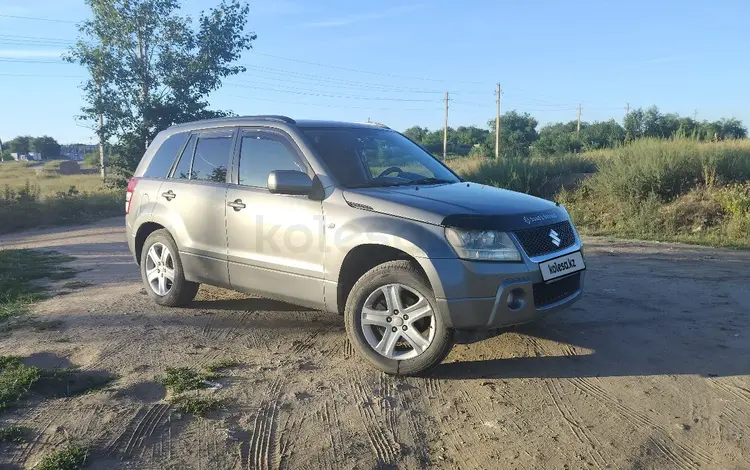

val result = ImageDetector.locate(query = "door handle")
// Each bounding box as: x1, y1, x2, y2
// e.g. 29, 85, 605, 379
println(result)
227, 199, 246, 211
161, 190, 176, 201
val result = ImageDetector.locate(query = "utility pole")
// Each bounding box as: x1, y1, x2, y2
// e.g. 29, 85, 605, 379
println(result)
97, 81, 106, 181
443, 91, 449, 159
495, 83, 501, 159
577, 103, 582, 135
625, 102, 631, 141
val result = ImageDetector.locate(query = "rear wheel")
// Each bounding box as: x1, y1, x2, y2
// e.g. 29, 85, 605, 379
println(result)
344, 260, 453, 376
140, 229, 199, 306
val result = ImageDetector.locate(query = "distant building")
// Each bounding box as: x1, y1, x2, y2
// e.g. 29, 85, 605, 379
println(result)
11, 152, 42, 161
61, 144, 97, 161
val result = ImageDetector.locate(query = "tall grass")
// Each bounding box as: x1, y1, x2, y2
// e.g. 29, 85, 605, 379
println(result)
448, 153, 597, 198
560, 138, 750, 247
0, 183, 122, 234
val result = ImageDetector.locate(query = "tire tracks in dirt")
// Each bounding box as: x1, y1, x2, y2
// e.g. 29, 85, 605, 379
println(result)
315, 399, 345, 470
544, 380, 608, 469
525, 334, 717, 469
568, 377, 714, 469
246, 376, 283, 470
348, 370, 402, 466
105, 403, 171, 459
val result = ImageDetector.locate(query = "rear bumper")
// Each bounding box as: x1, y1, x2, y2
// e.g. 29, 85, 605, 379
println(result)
422, 242, 585, 330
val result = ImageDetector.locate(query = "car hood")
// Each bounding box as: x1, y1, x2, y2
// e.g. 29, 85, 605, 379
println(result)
342, 182, 569, 231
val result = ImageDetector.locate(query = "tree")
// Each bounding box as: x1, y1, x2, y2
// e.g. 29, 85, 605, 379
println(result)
66, 0, 256, 182
488, 111, 539, 158
535, 121, 581, 155
7, 136, 31, 155
580, 120, 625, 150
717, 118, 747, 140
30, 136, 61, 159
403, 126, 428, 143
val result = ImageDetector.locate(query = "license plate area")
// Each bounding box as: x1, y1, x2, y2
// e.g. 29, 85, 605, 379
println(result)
539, 251, 585, 282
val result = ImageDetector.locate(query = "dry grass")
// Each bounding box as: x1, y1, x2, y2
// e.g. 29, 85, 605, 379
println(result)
0, 161, 107, 196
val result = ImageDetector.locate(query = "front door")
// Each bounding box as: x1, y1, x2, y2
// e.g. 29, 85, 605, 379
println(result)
225, 128, 325, 309
159, 128, 235, 286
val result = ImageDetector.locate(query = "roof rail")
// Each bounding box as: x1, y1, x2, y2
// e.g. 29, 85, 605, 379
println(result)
250, 115, 296, 124
362, 121, 390, 129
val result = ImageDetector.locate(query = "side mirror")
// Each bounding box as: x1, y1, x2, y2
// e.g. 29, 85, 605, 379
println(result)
267, 170, 313, 196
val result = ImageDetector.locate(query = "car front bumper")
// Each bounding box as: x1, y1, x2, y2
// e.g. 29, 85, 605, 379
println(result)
424, 242, 585, 330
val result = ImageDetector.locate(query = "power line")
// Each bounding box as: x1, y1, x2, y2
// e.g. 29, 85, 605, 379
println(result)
225, 83, 440, 102
242, 64, 485, 95
229, 75, 445, 95
228, 94, 441, 111
0, 73, 83, 78
0, 14, 77, 24
252, 51, 489, 85
0, 57, 70, 64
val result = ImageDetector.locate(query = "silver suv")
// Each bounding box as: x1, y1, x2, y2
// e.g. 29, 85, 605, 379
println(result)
125, 116, 585, 375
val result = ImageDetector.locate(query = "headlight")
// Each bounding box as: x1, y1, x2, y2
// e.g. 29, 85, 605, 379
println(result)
445, 228, 522, 261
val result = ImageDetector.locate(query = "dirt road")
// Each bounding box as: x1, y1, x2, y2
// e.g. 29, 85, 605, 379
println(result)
1, 218, 749, 469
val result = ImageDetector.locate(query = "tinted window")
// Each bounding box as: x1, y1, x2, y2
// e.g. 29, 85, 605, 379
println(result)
303, 128, 459, 188
192, 136, 231, 182
239, 134, 306, 187
172, 135, 195, 179
144, 132, 187, 178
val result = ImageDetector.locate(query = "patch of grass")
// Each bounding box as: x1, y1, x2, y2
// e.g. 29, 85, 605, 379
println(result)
0, 356, 41, 410
36, 444, 88, 470
204, 359, 241, 373
0, 249, 75, 324
0, 425, 25, 443
159, 367, 214, 394
62, 281, 93, 290
169, 394, 222, 417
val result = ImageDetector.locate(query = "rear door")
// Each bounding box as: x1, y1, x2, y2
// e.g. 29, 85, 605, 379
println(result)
225, 128, 325, 309
159, 127, 236, 286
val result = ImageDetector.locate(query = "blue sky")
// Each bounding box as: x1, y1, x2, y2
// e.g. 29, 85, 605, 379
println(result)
1, 0, 749, 144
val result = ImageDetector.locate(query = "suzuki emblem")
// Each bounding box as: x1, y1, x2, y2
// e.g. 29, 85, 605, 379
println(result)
549, 229, 561, 247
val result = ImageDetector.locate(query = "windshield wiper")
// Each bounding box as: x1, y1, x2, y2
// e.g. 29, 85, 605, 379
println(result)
392, 178, 455, 186
347, 178, 454, 189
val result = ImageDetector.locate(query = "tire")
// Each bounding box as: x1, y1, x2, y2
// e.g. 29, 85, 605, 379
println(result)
140, 229, 199, 307
344, 260, 453, 376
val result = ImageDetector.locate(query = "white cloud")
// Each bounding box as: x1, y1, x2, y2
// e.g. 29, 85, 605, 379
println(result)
0, 49, 66, 58
300, 4, 424, 28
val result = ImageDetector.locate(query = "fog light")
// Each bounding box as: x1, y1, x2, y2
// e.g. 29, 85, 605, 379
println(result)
507, 288, 526, 311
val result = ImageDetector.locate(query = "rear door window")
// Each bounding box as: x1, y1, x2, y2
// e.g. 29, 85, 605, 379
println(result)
171, 135, 196, 179
144, 132, 187, 178
191, 136, 232, 183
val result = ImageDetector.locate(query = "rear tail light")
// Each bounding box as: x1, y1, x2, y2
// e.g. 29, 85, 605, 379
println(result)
125, 177, 139, 214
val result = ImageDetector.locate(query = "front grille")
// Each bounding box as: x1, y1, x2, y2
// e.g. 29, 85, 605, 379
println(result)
514, 221, 575, 257
533, 273, 581, 307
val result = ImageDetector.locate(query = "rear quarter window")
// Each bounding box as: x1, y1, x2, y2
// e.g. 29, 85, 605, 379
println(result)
143, 132, 188, 178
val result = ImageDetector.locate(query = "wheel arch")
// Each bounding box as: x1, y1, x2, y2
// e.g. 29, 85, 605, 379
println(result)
335, 243, 433, 315
134, 221, 166, 265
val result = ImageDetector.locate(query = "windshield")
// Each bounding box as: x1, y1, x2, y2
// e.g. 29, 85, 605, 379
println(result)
302, 127, 460, 188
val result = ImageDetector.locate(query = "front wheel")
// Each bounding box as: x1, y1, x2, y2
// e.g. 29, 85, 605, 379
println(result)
140, 229, 199, 307
344, 260, 453, 376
